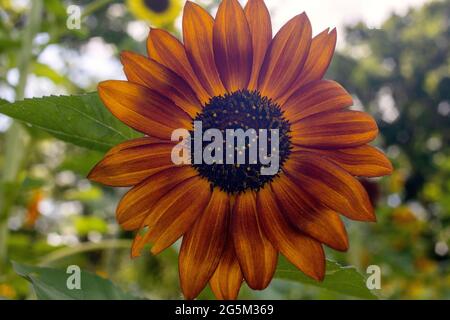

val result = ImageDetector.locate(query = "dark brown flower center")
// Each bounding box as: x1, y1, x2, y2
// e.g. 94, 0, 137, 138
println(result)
191, 90, 292, 194
143, 0, 170, 13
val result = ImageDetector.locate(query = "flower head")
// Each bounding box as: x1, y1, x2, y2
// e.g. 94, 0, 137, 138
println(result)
89, 0, 393, 300
127, 0, 182, 27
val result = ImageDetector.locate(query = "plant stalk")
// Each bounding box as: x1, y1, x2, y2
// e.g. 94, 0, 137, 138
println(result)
0, 0, 43, 272
81, 0, 114, 19
38, 240, 133, 267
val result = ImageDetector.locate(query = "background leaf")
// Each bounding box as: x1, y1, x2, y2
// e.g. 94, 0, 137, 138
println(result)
31, 62, 78, 90
274, 257, 378, 300
0, 93, 141, 152
13, 262, 139, 300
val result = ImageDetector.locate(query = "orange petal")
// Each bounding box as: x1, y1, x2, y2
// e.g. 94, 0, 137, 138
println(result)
88, 137, 175, 187
256, 186, 326, 280
179, 189, 230, 300
282, 80, 353, 122
147, 28, 210, 104
147, 176, 212, 255
116, 166, 198, 231
130, 176, 209, 257
232, 191, 277, 290
293, 145, 393, 177
98, 81, 192, 139
183, 1, 226, 96
213, 0, 252, 91
244, 0, 272, 90
258, 13, 312, 101
121, 51, 201, 119
270, 177, 349, 251
210, 238, 243, 300
291, 110, 378, 149
285, 154, 375, 221
278, 28, 337, 104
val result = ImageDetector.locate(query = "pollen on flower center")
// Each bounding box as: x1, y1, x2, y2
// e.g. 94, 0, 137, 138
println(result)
144, 0, 170, 13
191, 90, 292, 194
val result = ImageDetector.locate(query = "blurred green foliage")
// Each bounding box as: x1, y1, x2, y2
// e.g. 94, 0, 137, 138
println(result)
0, 0, 449, 300
329, 0, 450, 299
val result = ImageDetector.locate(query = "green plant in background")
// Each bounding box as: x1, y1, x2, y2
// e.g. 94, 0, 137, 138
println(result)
0, 0, 449, 300
0, 0, 43, 275
329, 0, 450, 299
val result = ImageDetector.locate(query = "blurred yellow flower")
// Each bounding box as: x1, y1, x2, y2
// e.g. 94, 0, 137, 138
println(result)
389, 170, 405, 193
24, 190, 44, 229
0, 0, 11, 10
392, 206, 417, 225
127, 0, 182, 27
0, 284, 16, 299
414, 257, 438, 274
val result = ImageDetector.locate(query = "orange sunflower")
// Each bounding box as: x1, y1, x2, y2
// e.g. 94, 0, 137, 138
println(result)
88, 0, 393, 300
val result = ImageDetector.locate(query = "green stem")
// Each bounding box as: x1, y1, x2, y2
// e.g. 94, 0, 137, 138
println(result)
81, 0, 114, 19
0, 0, 43, 272
38, 240, 132, 267
15, 2, 44, 99
104, 230, 120, 277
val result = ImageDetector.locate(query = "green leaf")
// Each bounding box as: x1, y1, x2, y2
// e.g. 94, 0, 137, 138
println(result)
21, 177, 47, 190
0, 93, 141, 152
274, 257, 378, 300
0, 98, 9, 105
58, 148, 104, 176
13, 262, 140, 300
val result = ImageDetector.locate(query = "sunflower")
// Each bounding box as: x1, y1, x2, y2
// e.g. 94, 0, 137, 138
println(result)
127, 0, 182, 27
89, 0, 393, 300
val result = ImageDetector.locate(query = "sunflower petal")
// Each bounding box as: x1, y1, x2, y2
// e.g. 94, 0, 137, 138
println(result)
213, 0, 253, 91
121, 51, 201, 119
147, 28, 210, 104
257, 187, 326, 280
244, 0, 272, 90
116, 166, 198, 231
285, 154, 375, 221
98, 81, 192, 139
282, 80, 353, 122
291, 110, 378, 149
88, 137, 175, 187
183, 1, 226, 96
130, 176, 208, 257
279, 28, 337, 104
270, 177, 348, 251
179, 189, 230, 300
232, 191, 277, 290
293, 145, 393, 177
147, 176, 211, 255
210, 239, 243, 300
258, 13, 312, 101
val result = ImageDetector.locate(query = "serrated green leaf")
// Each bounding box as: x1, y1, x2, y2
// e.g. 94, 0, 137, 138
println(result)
0, 93, 141, 152
13, 262, 140, 300
274, 257, 378, 300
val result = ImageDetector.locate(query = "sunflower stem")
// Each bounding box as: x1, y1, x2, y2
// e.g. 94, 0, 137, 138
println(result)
38, 240, 133, 267
81, 0, 114, 19
0, 0, 42, 272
